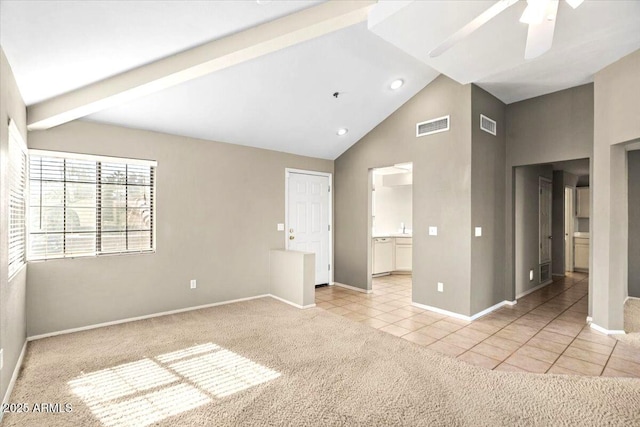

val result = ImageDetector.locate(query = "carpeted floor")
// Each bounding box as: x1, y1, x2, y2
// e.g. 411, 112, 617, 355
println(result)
624, 299, 640, 333
5, 298, 640, 426
617, 299, 640, 348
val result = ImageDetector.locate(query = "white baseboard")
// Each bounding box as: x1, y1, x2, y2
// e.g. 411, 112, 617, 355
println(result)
332, 282, 372, 294
0, 340, 28, 423
625, 296, 640, 303
516, 279, 553, 299
27, 294, 270, 341
590, 322, 625, 335
586, 316, 593, 323
269, 294, 315, 309
411, 300, 516, 322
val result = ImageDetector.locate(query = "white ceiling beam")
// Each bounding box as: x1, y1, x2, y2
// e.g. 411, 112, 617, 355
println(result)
27, 0, 376, 131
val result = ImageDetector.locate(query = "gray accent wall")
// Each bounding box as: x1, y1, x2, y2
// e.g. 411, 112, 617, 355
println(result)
593, 49, 640, 330
470, 85, 506, 313
27, 121, 333, 336
629, 150, 640, 298
505, 84, 594, 301
335, 75, 475, 316
0, 48, 28, 401
514, 165, 553, 297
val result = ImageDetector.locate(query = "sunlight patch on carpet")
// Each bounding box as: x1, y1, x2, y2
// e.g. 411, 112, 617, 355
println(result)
68, 343, 280, 426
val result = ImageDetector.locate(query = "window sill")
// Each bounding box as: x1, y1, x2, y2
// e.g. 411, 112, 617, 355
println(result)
27, 250, 156, 263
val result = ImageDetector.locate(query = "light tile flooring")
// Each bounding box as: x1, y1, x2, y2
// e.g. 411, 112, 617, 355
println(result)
316, 273, 640, 377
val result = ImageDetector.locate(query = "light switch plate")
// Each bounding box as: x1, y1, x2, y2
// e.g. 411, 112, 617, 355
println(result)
429, 226, 438, 236
277, 223, 285, 231
475, 227, 482, 237
437, 282, 444, 292
190, 279, 197, 289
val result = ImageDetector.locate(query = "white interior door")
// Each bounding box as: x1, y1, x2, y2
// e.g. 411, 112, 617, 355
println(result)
287, 171, 330, 285
564, 187, 574, 272
539, 178, 553, 265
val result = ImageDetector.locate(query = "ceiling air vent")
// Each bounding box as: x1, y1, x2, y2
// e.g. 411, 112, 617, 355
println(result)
480, 114, 497, 136
416, 115, 450, 137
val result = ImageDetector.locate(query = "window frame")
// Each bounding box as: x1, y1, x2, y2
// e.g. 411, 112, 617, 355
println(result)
7, 119, 28, 279
27, 149, 157, 261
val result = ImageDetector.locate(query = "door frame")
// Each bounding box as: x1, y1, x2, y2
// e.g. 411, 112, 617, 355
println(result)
284, 168, 333, 285
564, 185, 575, 273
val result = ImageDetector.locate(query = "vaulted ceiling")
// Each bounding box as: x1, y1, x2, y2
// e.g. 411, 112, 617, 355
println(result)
1, 0, 638, 159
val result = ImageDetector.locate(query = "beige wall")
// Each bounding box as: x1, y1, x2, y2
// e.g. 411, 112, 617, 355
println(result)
27, 121, 332, 336
505, 84, 594, 301
592, 49, 640, 330
0, 48, 28, 401
335, 75, 475, 316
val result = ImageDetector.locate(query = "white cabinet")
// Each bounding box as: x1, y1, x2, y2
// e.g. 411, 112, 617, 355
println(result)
372, 238, 394, 274
394, 238, 412, 271
574, 237, 589, 270
576, 187, 590, 218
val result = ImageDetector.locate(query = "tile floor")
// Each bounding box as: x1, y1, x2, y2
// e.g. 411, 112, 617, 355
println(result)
315, 273, 639, 377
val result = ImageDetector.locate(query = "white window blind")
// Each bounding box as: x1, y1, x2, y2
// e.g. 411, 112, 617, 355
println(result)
28, 150, 156, 260
8, 120, 27, 277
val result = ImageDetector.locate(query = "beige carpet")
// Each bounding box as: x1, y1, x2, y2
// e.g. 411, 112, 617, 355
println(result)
624, 298, 640, 332
5, 298, 640, 427
617, 299, 640, 348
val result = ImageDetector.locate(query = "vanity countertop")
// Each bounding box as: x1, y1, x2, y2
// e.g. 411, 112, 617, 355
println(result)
373, 233, 413, 238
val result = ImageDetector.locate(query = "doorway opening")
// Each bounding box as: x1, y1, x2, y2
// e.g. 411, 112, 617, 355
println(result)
369, 163, 413, 298
285, 168, 332, 286
514, 158, 590, 300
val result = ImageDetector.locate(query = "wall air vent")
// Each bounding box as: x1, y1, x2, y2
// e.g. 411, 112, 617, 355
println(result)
540, 263, 550, 283
416, 115, 450, 137
480, 114, 497, 136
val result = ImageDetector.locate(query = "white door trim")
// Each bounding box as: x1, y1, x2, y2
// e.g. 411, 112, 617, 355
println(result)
564, 185, 575, 272
284, 168, 333, 284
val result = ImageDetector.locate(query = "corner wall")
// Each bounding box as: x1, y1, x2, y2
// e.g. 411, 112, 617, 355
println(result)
470, 85, 506, 313
334, 75, 474, 316
592, 49, 640, 330
0, 48, 28, 402
629, 150, 640, 298
27, 121, 333, 336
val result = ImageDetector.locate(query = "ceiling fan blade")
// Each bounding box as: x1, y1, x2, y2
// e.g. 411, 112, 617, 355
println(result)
429, 0, 519, 58
524, 0, 559, 59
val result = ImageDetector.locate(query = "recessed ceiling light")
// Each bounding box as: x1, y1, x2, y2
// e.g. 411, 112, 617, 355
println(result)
337, 128, 348, 136
390, 79, 404, 90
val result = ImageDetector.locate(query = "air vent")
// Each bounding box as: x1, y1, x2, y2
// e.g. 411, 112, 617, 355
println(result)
540, 263, 550, 283
416, 115, 450, 137
480, 114, 496, 136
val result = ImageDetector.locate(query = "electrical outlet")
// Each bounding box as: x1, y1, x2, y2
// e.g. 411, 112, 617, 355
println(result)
529, 269, 534, 281
277, 223, 284, 231
429, 226, 438, 236
475, 227, 482, 237
437, 282, 444, 292
190, 279, 197, 289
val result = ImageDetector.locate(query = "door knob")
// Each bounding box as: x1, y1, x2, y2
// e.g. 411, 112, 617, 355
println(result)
289, 229, 294, 233
289, 236, 295, 240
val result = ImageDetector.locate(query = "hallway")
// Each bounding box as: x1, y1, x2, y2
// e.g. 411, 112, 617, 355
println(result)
316, 273, 639, 377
